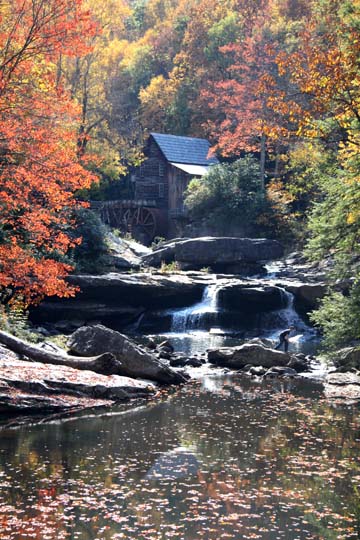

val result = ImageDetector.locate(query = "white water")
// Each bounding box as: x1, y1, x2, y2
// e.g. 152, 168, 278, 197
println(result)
266, 288, 317, 351
264, 260, 284, 278
171, 284, 221, 332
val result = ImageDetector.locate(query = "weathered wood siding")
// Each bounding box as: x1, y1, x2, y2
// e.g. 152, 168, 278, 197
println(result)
168, 166, 190, 213
134, 139, 168, 208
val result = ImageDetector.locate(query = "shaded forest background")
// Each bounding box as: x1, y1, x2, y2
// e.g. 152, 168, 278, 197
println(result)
0, 0, 359, 348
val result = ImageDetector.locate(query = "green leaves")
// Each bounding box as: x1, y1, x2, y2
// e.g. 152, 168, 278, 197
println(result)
184, 156, 266, 233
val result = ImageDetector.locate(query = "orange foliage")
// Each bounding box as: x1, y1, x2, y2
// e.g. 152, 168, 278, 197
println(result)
202, 4, 287, 157
0, 0, 98, 306
262, 11, 360, 142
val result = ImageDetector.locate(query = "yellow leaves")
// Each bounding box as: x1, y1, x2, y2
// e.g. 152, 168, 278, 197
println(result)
346, 212, 357, 224
289, 141, 325, 170
139, 59, 189, 130
84, 0, 130, 40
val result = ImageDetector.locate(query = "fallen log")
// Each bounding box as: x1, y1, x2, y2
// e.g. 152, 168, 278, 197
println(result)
0, 330, 122, 376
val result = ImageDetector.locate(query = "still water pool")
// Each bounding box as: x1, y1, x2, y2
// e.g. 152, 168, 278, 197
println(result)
0, 375, 359, 540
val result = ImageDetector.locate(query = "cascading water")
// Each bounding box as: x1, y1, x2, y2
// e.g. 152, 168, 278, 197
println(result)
277, 289, 307, 329
266, 287, 317, 351
170, 284, 221, 332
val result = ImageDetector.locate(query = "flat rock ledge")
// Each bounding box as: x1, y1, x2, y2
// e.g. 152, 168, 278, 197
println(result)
142, 237, 284, 272
324, 371, 360, 401
0, 357, 155, 414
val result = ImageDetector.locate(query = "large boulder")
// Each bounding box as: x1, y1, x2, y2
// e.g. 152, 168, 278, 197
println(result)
31, 272, 204, 325
68, 325, 187, 385
332, 347, 360, 371
106, 233, 151, 270
324, 371, 360, 401
31, 301, 143, 325
142, 237, 284, 272
207, 343, 290, 369
217, 284, 286, 311
66, 273, 203, 308
285, 282, 327, 311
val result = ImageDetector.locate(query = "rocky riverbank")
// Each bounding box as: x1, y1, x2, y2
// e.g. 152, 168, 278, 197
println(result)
30, 270, 328, 334
1, 320, 359, 425
2, 236, 358, 424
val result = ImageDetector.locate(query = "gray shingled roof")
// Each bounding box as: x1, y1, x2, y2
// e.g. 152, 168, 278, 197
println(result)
150, 133, 219, 165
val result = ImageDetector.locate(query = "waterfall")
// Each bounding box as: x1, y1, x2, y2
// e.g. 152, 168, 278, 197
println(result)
267, 287, 316, 346
277, 289, 307, 329
171, 284, 221, 332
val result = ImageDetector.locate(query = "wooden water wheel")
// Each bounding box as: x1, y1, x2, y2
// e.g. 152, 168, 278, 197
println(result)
122, 207, 157, 244
122, 208, 133, 231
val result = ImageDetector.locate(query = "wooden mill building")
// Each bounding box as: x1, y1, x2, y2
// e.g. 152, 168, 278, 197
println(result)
99, 133, 219, 244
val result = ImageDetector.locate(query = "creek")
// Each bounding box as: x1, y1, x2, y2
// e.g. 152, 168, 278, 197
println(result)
0, 264, 359, 539
135, 266, 319, 357
0, 374, 359, 539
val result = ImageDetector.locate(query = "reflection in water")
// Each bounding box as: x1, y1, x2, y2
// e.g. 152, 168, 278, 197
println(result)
0, 375, 359, 540
151, 330, 242, 355
146, 330, 321, 357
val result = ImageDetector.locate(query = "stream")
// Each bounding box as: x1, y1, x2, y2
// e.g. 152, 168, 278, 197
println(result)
0, 265, 359, 539
139, 267, 320, 357
0, 375, 359, 539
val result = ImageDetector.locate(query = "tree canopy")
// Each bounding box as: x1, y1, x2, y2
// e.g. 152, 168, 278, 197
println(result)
0, 0, 359, 346
0, 0, 98, 306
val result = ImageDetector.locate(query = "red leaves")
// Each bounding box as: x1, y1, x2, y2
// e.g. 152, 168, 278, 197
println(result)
0, 0, 99, 306
203, 11, 280, 157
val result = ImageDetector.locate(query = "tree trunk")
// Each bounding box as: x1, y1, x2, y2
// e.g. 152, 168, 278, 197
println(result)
0, 330, 122, 375
260, 132, 266, 191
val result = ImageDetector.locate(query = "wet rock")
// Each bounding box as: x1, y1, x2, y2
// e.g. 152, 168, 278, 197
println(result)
169, 356, 189, 368
246, 365, 267, 376
287, 354, 311, 372
144, 337, 157, 350
142, 237, 284, 272
0, 358, 155, 414
207, 343, 289, 369
68, 325, 187, 385
218, 284, 285, 311
158, 350, 171, 360
158, 340, 174, 353
186, 358, 203, 368
324, 371, 360, 401
332, 347, 360, 371
264, 366, 298, 378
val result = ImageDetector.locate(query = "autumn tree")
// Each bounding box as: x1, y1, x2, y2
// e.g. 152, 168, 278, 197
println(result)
59, 0, 139, 180
262, 0, 360, 346
0, 0, 98, 307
